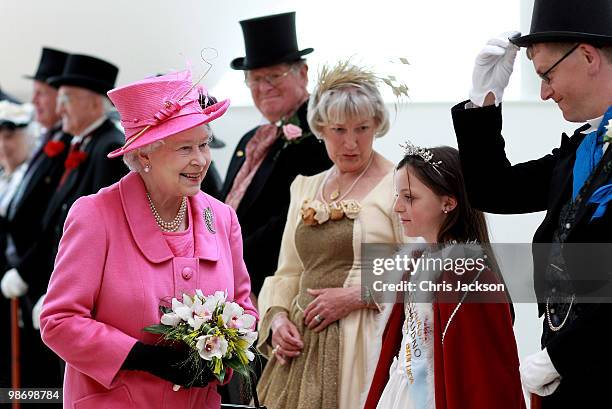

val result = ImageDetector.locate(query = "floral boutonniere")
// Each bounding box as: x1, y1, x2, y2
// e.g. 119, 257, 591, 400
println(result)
64, 150, 88, 170
273, 112, 313, 160
282, 123, 303, 142
279, 113, 312, 145
43, 140, 66, 158
603, 119, 612, 144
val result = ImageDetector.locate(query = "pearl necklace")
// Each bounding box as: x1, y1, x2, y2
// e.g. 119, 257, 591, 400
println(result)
146, 192, 187, 232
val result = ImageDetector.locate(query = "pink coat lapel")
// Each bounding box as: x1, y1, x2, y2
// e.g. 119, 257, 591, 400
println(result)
119, 172, 219, 263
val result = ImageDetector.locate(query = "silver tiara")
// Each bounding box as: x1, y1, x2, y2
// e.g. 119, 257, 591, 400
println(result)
400, 141, 443, 174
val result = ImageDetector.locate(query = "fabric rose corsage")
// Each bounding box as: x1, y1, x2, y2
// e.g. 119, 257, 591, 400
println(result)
301, 199, 330, 225
301, 199, 361, 225
341, 200, 361, 219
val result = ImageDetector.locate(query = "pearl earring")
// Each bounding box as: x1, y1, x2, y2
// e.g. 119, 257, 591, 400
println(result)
144, 164, 151, 173
443, 208, 448, 214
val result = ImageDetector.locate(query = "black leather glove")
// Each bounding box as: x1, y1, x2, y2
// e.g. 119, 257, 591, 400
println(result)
122, 342, 215, 387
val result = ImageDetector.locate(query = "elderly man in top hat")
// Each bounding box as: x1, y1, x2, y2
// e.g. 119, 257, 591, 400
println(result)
222, 11, 332, 298
451, 0, 612, 407
2, 53, 126, 339
0, 47, 72, 389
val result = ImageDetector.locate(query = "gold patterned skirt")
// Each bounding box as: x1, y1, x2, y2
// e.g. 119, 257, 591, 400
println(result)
257, 217, 355, 409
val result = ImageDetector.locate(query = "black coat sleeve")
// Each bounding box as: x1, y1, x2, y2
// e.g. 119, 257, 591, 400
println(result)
451, 101, 560, 214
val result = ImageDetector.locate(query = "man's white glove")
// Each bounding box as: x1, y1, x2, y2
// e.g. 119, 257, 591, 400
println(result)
32, 293, 46, 330
520, 348, 561, 397
1, 268, 28, 299
469, 31, 521, 107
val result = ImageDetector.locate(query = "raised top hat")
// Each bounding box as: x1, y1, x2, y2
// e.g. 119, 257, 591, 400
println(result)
231, 11, 313, 70
47, 53, 119, 95
512, 0, 612, 47
24, 47, 69, 85
106, 70, 230, 158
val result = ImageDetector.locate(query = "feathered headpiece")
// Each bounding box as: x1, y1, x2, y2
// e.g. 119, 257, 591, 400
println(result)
313, 59, 409, 103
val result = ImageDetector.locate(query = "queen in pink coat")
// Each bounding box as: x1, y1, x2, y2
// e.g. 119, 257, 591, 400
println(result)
39, 71, 257, 409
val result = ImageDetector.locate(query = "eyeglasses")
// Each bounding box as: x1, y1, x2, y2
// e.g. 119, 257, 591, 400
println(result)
538, 43, 580, 84
56, 93, 73, 106
244, 68, 293, 88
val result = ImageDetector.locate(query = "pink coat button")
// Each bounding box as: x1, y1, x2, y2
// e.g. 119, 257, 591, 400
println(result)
182, 267, 193, 280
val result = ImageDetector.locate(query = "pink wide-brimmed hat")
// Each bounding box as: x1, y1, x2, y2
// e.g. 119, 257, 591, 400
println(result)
106, 70, 230, 158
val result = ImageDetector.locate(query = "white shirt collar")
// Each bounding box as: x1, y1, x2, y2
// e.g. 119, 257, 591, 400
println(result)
72, 115, 107, 144
581, 115, 604, 134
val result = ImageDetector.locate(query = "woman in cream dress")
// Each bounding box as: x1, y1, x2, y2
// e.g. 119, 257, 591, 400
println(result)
256, 61, 407, 409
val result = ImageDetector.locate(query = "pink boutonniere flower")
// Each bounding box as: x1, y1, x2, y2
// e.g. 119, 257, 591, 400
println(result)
282, 123, 303, 141
273, 112, 313, 161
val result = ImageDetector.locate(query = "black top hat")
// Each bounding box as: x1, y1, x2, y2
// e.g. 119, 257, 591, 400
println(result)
231, 12, 313, 70
512, 0, 612, 47
47, 53, 119, 95
23, 47, 69, 85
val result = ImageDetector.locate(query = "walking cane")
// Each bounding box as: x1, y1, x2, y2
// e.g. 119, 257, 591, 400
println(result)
11, 298, 21, 409
531, 393, 542, 409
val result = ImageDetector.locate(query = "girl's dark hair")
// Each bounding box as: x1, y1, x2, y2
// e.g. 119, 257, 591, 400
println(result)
397, 146, 490, 245
398, 147, 514, 318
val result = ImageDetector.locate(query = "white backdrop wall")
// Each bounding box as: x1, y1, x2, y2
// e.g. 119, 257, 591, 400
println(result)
2, 0, 526, 103
2, 0, 578, 398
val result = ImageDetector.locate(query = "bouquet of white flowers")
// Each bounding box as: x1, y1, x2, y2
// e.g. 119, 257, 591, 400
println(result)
144, 289, 257, 387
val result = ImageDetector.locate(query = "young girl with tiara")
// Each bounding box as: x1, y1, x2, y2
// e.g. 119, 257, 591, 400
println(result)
365, 144, 526, 409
